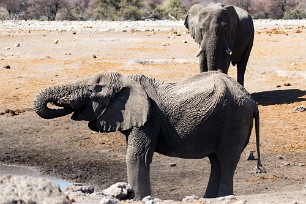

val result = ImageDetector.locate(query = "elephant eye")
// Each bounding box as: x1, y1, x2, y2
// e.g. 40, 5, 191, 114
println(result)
94, 85, 103, 92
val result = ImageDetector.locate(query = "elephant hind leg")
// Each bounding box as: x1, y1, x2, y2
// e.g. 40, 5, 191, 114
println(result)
204, 153, 221, 198
217, 153, 241, 197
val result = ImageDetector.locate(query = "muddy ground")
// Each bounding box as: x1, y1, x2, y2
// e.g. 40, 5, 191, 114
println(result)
0, 21, 305, 202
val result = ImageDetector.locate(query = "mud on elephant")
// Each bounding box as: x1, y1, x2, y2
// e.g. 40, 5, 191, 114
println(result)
34, 71, 265, 199
184, 3, 254, 86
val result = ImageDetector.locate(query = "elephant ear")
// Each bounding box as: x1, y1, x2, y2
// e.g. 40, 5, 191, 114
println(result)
224, 5, 238, 43
95, 75, 150, 132
184, 4, 205, 45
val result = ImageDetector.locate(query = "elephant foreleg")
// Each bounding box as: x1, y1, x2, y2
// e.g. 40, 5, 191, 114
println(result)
204, 153, 221, 198
125, 124, 158, 199
237, 41, 253, 86
199, 52, 208, 72
126, 156, 151, 199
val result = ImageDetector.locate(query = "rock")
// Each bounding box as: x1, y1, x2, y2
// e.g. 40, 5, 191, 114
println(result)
142, 196, 155, 204
169, 163, 177, 167
234, 199, 247, 204
64, 183, 94, 194
182, 40, 187, 43
294, 106, 306, 112
281, 161, 291, 166
276, 155, 284, 160
298, 163, 305, 167
3, 65, 11, 69
102, 182, 134, 200
182, 195, 199, 202
283, 82, 291, 86
92, 54, 97, 58
217, 195, 237, 201
100, 196, 119, 204
0, 175, 71, 203
54, 39, 59, 44
14, 43, 20, 47
246, 150, 256, 160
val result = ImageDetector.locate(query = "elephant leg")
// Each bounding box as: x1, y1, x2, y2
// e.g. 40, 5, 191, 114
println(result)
237, 63, 246, 86
217, 153, 240, 197
125, 122, 159, 199
204, 153, 221, 198
126, 155, 151, 199
237, 42, 253, 86
199, 52, 208, 72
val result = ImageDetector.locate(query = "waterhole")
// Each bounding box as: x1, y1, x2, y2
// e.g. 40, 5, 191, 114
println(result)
0, 163, 70, 189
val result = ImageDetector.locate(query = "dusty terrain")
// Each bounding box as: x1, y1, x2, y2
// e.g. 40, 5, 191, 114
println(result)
0, 20, 305, 203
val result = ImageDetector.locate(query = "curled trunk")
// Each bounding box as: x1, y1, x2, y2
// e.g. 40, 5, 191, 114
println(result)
34, 86, 73, 119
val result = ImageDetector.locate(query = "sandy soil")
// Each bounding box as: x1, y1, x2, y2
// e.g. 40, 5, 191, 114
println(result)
0, 20, 305, 203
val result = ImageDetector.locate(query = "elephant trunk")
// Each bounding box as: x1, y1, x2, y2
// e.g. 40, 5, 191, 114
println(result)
34, 85, 74, 119
203, 35, 230, 73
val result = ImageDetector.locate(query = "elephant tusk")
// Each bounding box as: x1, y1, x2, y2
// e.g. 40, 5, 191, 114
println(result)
226, 48, 232, 56
195, 47, 202, 57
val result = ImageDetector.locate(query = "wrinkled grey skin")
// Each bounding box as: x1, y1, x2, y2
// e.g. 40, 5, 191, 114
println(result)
184, 3, 254, 86
34, 71, 264, 199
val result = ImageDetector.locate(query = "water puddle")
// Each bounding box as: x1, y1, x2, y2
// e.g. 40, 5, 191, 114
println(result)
0, 164, 70, 189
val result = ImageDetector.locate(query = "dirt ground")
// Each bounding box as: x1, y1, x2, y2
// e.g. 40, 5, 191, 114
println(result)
0, 21, 305, 202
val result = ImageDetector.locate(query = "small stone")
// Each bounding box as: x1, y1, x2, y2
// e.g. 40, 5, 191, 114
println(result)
259, 70, 266, 74
234, 199, 247, 204
298, 163, 305, 167
102, 182, 134, 200
100, 196, 119, 204
92, 54, 97, 58
54, 40, 59, 44
142, 196, 155, 204
217, 195, 236, 201
276, 85, 281, 88
182, 195, 199, 202
14, 43, 20, 47
294, 106, 306, 112
4, 47, 10, 50
182, 40, 187, 43
283, 82, 291, 86
65, 53, 72, 55
72, 31, 77, 35
281, 161, 290, 166
246, 150, 256, 160
3, 65, 10, 69
4, 109, 10, 113
276, 155, 284, 160
169, 163, 177, 167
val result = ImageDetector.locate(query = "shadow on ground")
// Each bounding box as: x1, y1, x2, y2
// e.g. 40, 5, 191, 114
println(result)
252, 89, 306, 106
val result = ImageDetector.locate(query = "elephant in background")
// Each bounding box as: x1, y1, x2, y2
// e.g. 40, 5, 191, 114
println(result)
34, 71, 264, 199
184, 3, 254, 86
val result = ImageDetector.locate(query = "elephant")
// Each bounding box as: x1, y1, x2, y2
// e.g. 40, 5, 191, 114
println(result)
34, 71, 265, 199
184, 3, 254, 86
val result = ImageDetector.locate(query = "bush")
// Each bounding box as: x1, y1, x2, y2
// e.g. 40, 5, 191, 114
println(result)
284, 7, 306, 19
157, 0, 187, 20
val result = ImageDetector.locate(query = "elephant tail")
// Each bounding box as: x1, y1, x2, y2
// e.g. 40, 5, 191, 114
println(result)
254, 107, 266, 173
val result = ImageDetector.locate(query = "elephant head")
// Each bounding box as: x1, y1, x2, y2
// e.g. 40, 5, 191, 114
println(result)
34, 72, 150, 132
184, 3, 238, 73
